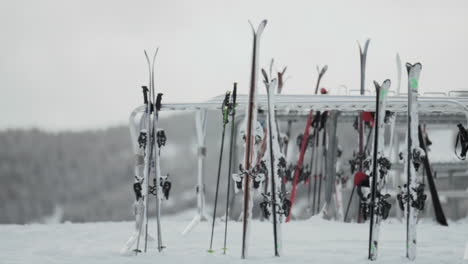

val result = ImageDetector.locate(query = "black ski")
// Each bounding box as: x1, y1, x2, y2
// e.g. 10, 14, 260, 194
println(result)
418, 125, 448, 226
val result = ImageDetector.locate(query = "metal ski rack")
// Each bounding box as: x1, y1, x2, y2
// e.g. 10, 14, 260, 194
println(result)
130, 94, 468, 123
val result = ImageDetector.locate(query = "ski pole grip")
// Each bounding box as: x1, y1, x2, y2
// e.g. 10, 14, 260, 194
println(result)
142, 86, 149, 104
232, 83, 237, 104
156, 93, 163, 111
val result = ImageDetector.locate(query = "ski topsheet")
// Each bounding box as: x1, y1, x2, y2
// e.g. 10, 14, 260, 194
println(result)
241, 19, 267, 259
405, 62, 424, 260
368, 79, 391, 261
262, 70, 284, 256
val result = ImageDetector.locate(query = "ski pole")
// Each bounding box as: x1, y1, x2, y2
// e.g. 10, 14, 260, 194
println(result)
222, 83, 237, 254
208, 91, 231, 253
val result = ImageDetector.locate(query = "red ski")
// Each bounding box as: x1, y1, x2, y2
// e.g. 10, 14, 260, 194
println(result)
285, 110, 314, 222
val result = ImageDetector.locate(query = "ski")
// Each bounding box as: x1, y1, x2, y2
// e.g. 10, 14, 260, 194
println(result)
240, 19, 267, 259
208, 91, 232, 253
152, 93, 168, 253
125, 86, 151, 255
144, 48, 169, 253
311, 114, 321, 215
309, 66, 328, 216
316, 110, 328, 214
368, 79, 392, 261
418, 125, 448, 226
286, 110, 313, 222
262, 69, 287, 256
398, 62, 425, 261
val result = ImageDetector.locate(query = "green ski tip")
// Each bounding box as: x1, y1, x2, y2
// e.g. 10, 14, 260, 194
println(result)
380, 88, 387, 96
207, 249, 215, 253
410, 78, 418, 88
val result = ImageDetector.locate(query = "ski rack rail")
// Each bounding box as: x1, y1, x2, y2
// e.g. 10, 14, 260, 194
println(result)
130, 95, 468, 124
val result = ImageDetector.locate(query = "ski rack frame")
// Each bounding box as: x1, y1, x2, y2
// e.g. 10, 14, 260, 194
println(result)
129, 94, 468, 227
131, 95, 468, 123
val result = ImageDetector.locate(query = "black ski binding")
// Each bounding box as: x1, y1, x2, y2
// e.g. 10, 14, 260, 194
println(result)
411, 184, 426, 211
157, 130, 166, 148
455, 123, 468, 160
252, 161, 267, 189
138, 131, 147, 149
280, 192, 291, 217
397, 185, 407, 211
376, 193, 392, 220
133, 181, 142, 201
412, 147, 424, 171
377, 156, 391, 176
260, 193, 271, 219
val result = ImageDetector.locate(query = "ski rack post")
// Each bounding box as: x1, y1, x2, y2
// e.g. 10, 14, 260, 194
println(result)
182, 110, 209, 236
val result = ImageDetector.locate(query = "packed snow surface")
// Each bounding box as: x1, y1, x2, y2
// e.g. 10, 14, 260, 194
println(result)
1, 213, 467, 264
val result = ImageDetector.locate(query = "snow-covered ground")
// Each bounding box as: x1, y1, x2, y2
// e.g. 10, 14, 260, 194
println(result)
1, 213, 467, 264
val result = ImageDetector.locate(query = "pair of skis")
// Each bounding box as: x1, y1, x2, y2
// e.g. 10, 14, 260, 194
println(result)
237, 20, 268, 259
123, 49, 169, 255
311, 109, 328, 216
238, 19, 286, 259
397, 63, 427, 261
369, 63, 444, 261
368, 79, 392, 260
261, 67, 287, 257
345, 39, 371, 223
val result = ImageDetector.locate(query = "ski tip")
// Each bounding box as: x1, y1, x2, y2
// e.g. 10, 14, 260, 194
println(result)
269, 58, 275, 76
364, 38, 371, 47
207, 249, 215, 253
414, 62, 422, 71
261, 68, 269, 83
144, 50, 152, 61
382, 79, 391, 89
153, 47, 159, 60
358, 39, 371, 55
248, 19, 268, 36
373, 80, 380, 89
405, 62, 412, 71
321, 65, 328, 76
406, 62, 422, 74
248, 20, 255, 34
257, 19, 268, 36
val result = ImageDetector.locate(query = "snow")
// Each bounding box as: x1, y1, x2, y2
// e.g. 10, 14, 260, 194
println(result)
1, 214, 467, 264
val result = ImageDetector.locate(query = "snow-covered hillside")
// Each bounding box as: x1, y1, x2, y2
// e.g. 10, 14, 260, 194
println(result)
1, 213, 467, 264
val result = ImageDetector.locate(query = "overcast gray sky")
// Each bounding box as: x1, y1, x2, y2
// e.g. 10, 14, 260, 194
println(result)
1, 0, 467, 131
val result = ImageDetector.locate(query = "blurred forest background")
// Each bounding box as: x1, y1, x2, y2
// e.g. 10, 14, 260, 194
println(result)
0, 113, 205, 224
